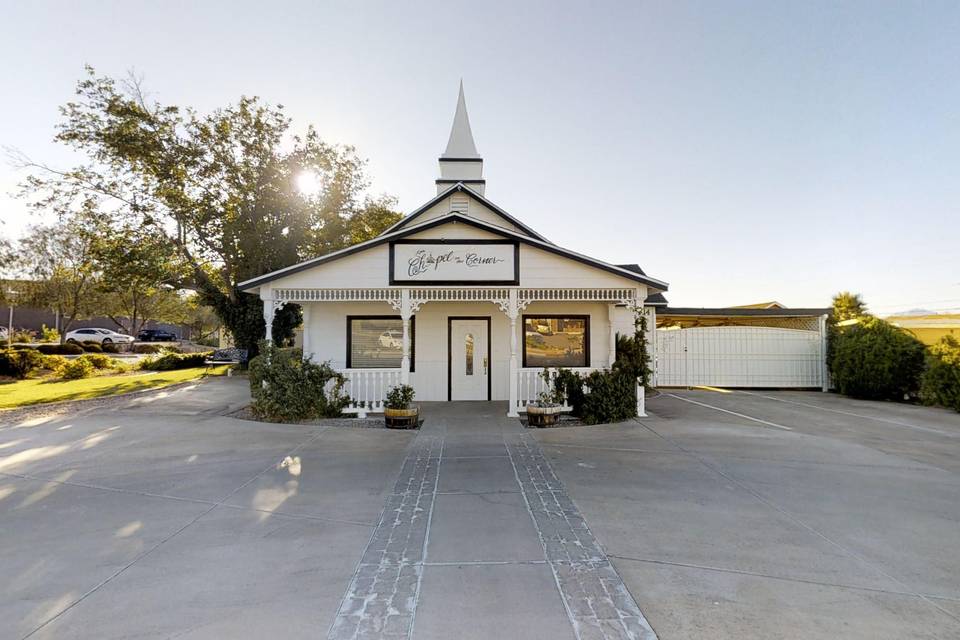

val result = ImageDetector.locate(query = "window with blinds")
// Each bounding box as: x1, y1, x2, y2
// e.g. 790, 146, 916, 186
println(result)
347, 317, 415, 370
522, 315, 589, 368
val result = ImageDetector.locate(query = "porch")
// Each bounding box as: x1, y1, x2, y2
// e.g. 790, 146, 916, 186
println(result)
261, 286, 653, 417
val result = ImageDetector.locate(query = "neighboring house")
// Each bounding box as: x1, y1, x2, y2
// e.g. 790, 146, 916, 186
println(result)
887, 314, 960, 346
240, 85, 668, 416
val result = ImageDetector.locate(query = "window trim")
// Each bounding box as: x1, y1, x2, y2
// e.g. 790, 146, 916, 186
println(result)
346, 315, 415, 371
521, 314, 591, 369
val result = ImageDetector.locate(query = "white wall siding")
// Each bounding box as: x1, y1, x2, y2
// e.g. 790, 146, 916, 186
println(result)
303, 300, 615, 401
656, 326, 825, 388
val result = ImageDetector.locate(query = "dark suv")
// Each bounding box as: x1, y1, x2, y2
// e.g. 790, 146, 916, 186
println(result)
137, 329, 179, 342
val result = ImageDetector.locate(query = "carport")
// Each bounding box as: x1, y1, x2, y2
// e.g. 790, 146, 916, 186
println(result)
655, 307, 831, 389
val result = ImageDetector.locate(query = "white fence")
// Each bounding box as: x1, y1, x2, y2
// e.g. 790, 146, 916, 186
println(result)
337, 368, 402, 417
656, 326, 827, 388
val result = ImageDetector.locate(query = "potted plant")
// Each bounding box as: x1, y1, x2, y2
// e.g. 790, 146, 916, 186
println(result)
526, 369, 566, 427
384, 384, 419, 429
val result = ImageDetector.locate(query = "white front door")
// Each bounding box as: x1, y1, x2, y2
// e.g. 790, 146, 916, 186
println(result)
449, 319, 489, 400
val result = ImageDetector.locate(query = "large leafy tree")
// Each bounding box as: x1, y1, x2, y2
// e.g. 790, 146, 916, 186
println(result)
86, 214, 188, 336
16, 216, 103, 342
20, 67, 400, 354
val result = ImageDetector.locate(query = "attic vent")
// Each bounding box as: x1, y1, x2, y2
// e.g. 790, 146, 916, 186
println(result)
450, 195, 469, 214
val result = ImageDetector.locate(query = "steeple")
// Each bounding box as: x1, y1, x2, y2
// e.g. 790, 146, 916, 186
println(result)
437, 81, 485, 195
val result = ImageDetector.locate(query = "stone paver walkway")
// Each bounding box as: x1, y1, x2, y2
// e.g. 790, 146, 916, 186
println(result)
327, 402, 657, 640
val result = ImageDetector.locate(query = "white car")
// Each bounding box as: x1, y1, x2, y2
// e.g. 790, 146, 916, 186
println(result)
65, 328, 135, 345
379, 330, 403, 349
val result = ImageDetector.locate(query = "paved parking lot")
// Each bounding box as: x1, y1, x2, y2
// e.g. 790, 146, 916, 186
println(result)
1, 380, 959, 639
540, 389, 960, 639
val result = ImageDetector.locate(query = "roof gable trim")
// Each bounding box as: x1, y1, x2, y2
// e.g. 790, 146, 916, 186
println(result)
239, 212, 668, 292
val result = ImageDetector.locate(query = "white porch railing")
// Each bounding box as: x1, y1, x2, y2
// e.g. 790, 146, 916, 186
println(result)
337, 368, 402, 417
515, 367, 646, 418
515, 367, 602, 414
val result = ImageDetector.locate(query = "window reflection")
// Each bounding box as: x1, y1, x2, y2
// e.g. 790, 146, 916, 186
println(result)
465, 333, 474, 375
523, 316, 588, 367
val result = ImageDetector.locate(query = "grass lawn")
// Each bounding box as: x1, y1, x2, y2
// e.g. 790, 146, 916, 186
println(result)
0, 366, 230, 409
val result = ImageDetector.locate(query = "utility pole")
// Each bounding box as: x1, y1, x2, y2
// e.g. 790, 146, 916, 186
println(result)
6, 289, 16, 348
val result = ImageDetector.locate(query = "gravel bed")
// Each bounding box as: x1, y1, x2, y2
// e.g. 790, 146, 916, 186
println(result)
226, 405, 413, 429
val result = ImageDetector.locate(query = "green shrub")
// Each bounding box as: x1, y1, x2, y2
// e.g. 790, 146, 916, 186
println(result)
37, 343, 84, 355
830, 317, 926, 401
41, 354, 69, 371
57, 358, 95, 380
101, 342, 120, 353
0, 348, 44, 379
385, 384, 415, 409
131, 343, 164, 354
613, 312, 653, 387
248, 342, 350, 421
11, 329, 35, 343
79, 353, 116, 370
39, 324, 60, 342
139, 351, 210, 371
579, 369, 637, 425
921, 336, 960, 412
81, 341, 103, 353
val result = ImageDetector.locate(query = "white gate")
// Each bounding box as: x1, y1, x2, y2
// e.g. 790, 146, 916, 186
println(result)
656, 325, 827, 388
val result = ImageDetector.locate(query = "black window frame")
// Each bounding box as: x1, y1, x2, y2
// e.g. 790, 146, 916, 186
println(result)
521, 314, 591, 368
346, 315, 415, 371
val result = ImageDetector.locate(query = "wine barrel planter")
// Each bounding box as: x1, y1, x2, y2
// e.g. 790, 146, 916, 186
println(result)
384, 407, 420, 429
526, 404, 564, 427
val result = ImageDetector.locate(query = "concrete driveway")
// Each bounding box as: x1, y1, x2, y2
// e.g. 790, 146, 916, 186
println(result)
2, 380, 959, 639
538, 389, 960, 639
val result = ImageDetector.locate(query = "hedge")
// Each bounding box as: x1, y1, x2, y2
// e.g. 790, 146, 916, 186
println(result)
37, 343, 84, 355
0, 349, 44, 379
921, 336, 960, 413
829, 318, 926, 401
57, 358, 95, 380
139, 351, 211, 371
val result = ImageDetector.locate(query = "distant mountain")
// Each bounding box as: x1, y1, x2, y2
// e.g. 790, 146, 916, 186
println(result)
887, 308, 939, 316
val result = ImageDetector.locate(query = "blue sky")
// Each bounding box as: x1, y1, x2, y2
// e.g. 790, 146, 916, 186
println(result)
1, 0, 957, 313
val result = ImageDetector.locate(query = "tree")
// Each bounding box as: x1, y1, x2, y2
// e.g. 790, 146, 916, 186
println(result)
832, 291, 868, 323
19, 67, 401, 355
16, 217, 102, 342
87, 215, 187, 335
182, 294, 221, 344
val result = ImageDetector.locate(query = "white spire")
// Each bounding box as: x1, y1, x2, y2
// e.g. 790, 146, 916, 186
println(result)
442, 80, 480, 158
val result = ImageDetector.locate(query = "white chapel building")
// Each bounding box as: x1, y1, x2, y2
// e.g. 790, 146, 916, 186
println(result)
240, 86, 669, 416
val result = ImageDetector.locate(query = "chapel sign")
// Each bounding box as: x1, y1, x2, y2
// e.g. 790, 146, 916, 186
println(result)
389, 240, 520, 285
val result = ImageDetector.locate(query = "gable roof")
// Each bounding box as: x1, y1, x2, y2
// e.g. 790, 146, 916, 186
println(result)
617, 264, 668, 307
239, 212, 668, 292
380, 183, 550, 243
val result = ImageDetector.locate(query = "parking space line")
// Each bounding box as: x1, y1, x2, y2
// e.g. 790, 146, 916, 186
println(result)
664, 394, 792, 431
736, 390, 957, 438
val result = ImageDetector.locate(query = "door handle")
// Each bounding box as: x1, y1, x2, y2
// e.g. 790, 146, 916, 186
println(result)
483, 356, 488, 375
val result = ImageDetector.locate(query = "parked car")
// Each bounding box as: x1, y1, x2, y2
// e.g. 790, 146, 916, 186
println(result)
137, 329, 179, 342
65, 328, 135, 345
379, 330, 403, 349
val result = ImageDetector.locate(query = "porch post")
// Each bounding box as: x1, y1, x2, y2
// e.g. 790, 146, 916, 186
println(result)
262, 290, 274, 345
507, 289, 519, 417
301, 303, 311, 361
400, 289, 411, 385
608, 304, 617, 368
